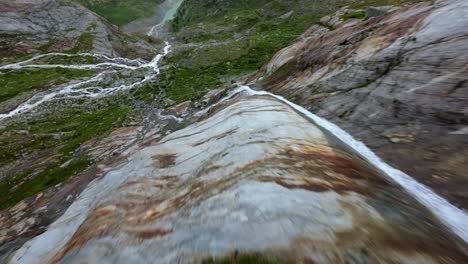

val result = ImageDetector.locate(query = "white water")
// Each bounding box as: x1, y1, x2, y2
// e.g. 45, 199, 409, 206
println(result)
0, 42, 171, 120
0, 52, 145, 70
232, 85, 468, 243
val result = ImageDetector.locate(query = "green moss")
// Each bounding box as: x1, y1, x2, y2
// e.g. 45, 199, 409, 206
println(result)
0, 68, 95, 102
67, 32, 95, 53
38, 39, 59, 53
341, 10, 367, 20
162, 14, 320, 104
86, 22, 97, 31
0, 104, 130, 210
38, 54, 100, 65
131, 83, 161, 103
349, 0, 419, 9
32, 104, 130, 158
349, 82, 370, 90
76, 0, 160, 26
171, 0, 270, 32
203, 253, 282, 264
0, 158, 92, 210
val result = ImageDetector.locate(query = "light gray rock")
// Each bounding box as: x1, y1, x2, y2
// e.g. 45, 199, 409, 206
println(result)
0, 0, 153, 60
366, 5, 399, 18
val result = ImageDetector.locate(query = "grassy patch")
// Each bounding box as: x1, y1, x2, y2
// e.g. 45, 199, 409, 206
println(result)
0, 158, 91, 210
0, 68, 95, 102
0, 104, 130, 210
76, 0, 160, 26
162, 14, 320, 104
37, 54, 100, 65
160, 65, 222, 104
349, 0, 420, 9
341, 10, 367, 20
130, 83, 161, 103
67, 32, 95, 53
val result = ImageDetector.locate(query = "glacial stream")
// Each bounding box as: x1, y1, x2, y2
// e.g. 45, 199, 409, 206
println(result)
0, 42, 171, 119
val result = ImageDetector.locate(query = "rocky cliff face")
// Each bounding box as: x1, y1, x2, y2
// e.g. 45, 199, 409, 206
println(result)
8, 89, 468, 263
0, 0, 153, 62
250, 0, 468, 209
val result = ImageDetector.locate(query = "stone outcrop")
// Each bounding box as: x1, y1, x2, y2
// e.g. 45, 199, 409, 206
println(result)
250, 0, 468, 209
0, 0, 153, 61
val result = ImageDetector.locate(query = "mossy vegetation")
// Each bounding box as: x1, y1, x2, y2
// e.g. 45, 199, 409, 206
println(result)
37, 54, 100, 65
76, 0, 161, 26
130, 83, 161, 103
341, 10, 367, 20
0, 68, 95, 102
67, 32, 95, 53
0, 103, 130, 210
349, 0, 421, 9
162, 0, 332, 104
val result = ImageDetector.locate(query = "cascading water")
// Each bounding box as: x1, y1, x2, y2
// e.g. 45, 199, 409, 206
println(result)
0, 42, 171, 119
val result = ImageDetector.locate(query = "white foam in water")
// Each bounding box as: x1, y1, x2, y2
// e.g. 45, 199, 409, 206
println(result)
234, 85, 468, 243
0, 42, 171, 119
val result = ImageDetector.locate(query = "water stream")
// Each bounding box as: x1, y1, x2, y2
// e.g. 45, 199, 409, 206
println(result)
0, 42, 171, 119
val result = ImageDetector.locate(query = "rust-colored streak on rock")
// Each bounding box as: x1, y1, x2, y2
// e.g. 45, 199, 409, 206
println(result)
49, 207, 120, 264
128, 228, 172, 239
141, 135, 162, 147
377, 7, 431, 45
152, 153, 177, 168
254, 143, 389, 195
334, 200, 468, 261
303, 258, 317, 264
192, 127, 239, 147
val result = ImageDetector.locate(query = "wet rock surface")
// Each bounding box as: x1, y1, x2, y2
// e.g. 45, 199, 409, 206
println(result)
251, 0, 468, 209
7, 93, 468, 263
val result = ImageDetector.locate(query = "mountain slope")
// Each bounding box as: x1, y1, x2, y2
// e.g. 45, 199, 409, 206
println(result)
0, 0, 153, 63
75, 0, 164, 26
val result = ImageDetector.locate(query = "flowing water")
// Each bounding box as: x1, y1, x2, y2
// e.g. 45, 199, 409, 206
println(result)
0, 42, 171, 119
